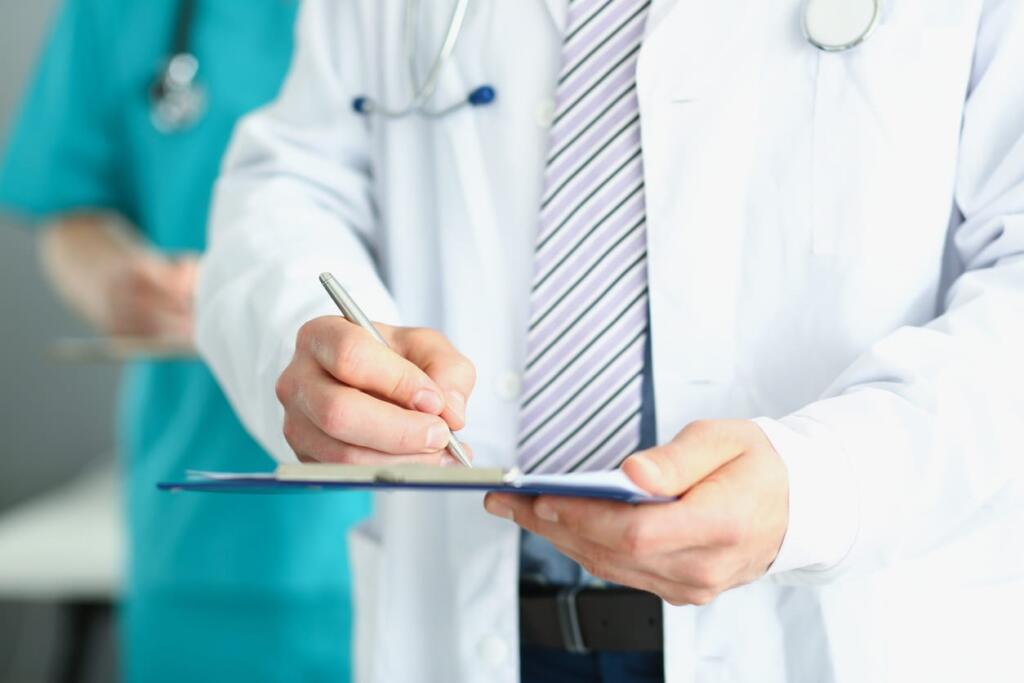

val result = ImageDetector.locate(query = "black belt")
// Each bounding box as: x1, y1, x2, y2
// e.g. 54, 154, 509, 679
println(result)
519, 585, 663, 654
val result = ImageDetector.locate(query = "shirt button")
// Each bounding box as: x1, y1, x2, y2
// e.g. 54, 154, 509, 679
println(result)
495, 372, 521, 402
477, 634, 510, 668
536, 99, 556, 128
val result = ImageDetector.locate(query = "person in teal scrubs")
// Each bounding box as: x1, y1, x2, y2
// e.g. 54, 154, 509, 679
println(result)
0, 1, 370, 680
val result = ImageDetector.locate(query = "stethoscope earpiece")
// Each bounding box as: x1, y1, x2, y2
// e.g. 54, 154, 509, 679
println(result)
804, 0, 881, 52
351, 83, 496, 120
467, 85, 496, 107
352, 97, 372, 115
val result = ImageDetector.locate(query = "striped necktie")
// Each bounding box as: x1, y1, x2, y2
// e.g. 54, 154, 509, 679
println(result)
518, 0, 652, 474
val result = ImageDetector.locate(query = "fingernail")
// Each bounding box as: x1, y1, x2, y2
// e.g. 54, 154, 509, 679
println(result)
535, 501, 559, 523
485, 499, 514, 521
446, 390, 466, 422
413, 389, 444, 414
426, 422, 450, 451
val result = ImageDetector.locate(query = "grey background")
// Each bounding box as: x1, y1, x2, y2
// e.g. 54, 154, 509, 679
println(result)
1, 1, 120, 681
0, 0, 119, 511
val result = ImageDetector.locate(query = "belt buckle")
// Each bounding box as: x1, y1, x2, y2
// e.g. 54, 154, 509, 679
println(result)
556, 586, 589, 655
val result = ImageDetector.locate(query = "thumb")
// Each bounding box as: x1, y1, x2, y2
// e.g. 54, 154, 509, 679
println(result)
622, 419, 755, 496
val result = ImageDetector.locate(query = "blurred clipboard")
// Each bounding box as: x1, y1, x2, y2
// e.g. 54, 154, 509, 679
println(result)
49, 336, 197, 362
158, 463, 675, 503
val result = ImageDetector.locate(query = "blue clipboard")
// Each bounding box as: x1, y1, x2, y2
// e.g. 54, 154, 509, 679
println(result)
158, 464, 675, 504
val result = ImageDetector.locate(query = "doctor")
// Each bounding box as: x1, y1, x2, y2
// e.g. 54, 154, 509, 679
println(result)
198, 0, 1024, 681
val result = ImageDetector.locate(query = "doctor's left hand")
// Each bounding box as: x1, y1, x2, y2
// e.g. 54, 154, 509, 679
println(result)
484, 420, 789, 605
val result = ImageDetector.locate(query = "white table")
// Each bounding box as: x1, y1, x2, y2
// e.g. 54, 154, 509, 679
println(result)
0, 463, 122, 601
0, 463, 123, 683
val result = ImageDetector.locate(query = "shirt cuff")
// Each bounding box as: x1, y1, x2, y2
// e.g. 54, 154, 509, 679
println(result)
752, 415, 860, 577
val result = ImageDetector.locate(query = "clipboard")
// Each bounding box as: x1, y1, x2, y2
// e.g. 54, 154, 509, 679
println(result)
158, 463, 675, 504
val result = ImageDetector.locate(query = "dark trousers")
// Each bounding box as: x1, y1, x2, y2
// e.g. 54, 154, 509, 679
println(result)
520, 645, 664, 683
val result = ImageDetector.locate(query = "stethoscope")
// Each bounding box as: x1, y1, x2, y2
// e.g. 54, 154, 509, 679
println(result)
354, 0, 881, 120
149, 0, 206, 133
804, 0, 882, 52
352, 0, 496, 118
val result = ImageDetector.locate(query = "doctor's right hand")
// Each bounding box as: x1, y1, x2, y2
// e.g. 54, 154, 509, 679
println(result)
276, 316, 476, 465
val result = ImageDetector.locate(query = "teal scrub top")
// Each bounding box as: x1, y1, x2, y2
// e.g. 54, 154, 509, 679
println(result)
0, 1, 371, 681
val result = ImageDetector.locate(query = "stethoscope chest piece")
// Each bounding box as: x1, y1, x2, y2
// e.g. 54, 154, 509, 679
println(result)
149, 52, 207, 133
804, 0, 881, 52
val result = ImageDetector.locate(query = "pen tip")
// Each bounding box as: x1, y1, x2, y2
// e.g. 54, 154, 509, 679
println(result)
319, 272, 333, 285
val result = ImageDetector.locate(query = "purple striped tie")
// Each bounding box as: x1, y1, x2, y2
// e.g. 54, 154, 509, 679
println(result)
518, 0, 651, 474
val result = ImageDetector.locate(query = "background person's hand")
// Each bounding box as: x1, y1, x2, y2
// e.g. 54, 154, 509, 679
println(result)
484, 419, 788, 605
276, 317, 476, 465
105, 251, 197, 338
39, 214, 198, 339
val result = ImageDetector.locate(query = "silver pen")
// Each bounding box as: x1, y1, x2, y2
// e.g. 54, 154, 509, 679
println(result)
318, 272, 473, 468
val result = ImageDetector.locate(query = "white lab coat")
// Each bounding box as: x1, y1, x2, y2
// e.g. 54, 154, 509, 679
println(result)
197, 0, 1024, 680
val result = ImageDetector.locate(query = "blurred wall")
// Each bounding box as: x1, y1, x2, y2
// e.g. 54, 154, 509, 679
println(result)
1, 5, 129, 681
0, 0, 119, 511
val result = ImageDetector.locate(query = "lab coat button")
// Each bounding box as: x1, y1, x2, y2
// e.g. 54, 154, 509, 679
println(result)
477, 634, 509, 667
495, 372, 521, 401
536, 99, 556, 128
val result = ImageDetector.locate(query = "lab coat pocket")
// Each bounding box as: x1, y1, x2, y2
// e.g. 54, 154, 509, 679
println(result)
810, 19, 965, 257
348, 519, 382, 683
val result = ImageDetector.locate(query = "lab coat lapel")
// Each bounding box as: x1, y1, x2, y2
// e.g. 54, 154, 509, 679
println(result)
638, 0, 766, 430
640, 0, 757, 97
432, 78, 513, 352
541, 0, 567, 33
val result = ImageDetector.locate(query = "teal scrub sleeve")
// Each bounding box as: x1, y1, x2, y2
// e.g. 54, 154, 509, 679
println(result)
0, 0, 125, 222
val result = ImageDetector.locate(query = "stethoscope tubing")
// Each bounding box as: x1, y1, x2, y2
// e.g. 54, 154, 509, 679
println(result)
359, 0, 474, 118
359, 0, 886, 120
150, 0, 205, 132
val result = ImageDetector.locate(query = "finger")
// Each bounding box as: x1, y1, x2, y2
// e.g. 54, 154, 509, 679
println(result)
484, 494, 641, 567
298, 318, 447, 416
485, 493, 681, 582
657, 545, 747, 594
290, 363, 451, 454
164, 255, 199, 310
284, 411, 450, 465
394, 327, 476, 430
551, 544, 708, 605
538, 491, 723, 552
622, 419, 759, 496
484, 493, 635, 566
488, 489, 724, 556
110, 285, 192, 338
135, 254, 193, 304
553, 543, 665, 590
147, 308, 194, 339
484, 495, 721, 604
